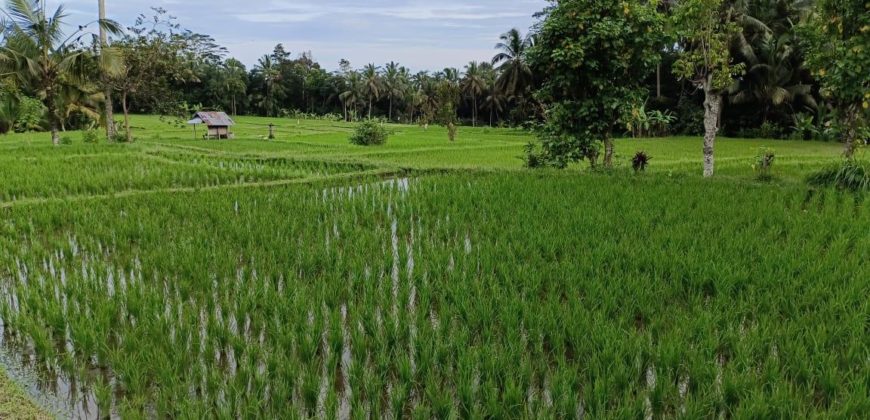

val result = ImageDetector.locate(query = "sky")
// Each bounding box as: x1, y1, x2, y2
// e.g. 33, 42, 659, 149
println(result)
53, 0, 547, 72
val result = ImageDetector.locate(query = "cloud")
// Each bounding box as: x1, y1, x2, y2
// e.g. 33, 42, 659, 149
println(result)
49, 0, 547, 71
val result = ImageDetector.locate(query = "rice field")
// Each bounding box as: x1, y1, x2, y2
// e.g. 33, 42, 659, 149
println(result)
0, 116, 866, 418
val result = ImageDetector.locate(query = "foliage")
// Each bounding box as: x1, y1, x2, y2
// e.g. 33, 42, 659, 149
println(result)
529, 0, 666, 167
753, 147, 776, 181
807, 159, 870, 191
349, 118, 389, 146
798, 0, 870, 156
627, 104, 676, 138
81, 128, 101, 144
632, 151, 651, 173
0, 0, 121, 144
671, 0, 746, 93
13, 96, 46, 132
791, 113, 817, 140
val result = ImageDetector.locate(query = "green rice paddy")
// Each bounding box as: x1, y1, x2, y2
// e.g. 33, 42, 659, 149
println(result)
0, 116, 866, 418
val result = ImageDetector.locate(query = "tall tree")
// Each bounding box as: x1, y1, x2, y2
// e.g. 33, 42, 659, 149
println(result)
492, 28, 534, 99
530, 0, 666, 168
0, 0, 121, 145
253, 55, 282, 117
672, 0, 746, 177
462, 61, 486, 127
799, 0, 869, 157
98, 0, 116, 140
383, 61, 404, 122
362, 63, 381, 119
339, 71, 362, 121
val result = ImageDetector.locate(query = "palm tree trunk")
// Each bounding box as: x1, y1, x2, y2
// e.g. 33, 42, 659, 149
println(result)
50, 123, 60, 145
368, 98, 372, 119
99, 0, 115, 141
489, 107, 493, 127
472, 95, 478, 127
702, 84, 723, 178
46, 94, 60, 146
389, 96, 393, 121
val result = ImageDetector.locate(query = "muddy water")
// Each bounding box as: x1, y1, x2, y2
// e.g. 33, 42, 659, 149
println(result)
0, 318, 119, 419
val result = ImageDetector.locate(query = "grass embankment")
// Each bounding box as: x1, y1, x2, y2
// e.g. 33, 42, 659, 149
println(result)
0, 368, 49, 419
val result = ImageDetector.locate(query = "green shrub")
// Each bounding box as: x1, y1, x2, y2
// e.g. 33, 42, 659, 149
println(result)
807, 160, 869, 191
753, 147, 775, 181
60, 136, 73, 145
14, 96, 45, 132
82, 129, 101, 144
349, 119, 389, 146
632, 151, 651, 173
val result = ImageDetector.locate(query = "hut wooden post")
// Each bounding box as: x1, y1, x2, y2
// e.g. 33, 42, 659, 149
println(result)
268, 123, 275, 140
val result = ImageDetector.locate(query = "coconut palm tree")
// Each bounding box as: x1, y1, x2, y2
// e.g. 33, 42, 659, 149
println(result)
728, 33, 817, 122
362, 63, 381, 118
98, 0, 116, 140
253, 55, 281, 116
491, 28, 534, 99
483, 89, 506, 127
0, 0, 121, 145
339, 71, 362, 121
383, 61, 406, 122
462, 61, 487, 127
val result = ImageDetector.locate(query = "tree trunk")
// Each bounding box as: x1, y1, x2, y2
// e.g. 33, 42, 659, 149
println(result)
50, 123, 60, 146
368, 98, 372, 119
656, 64, 662, 99
389, 96, 393, 122
702, 85, 723, 178
489, 107, 493, 127
122, 92, 132, 143
843, 105, 859, 158
99, 0, 116, 142
472, 96, 477, 127
603, 135, 614, 168
46, 94, 60, 146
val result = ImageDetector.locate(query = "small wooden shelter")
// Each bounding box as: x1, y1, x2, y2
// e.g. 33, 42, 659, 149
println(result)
187, 111, 235, 139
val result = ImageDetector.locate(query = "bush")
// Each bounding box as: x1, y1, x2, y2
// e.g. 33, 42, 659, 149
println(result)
14, 96, 45, 132
632, 151, 651, 173
82, 129, 101, 144
753, 147, 775, 181
349, 119, 389, 146
60, 136, 73, 145
807, 160, 869, 191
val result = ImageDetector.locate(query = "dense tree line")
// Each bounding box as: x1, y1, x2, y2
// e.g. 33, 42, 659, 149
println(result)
0, 0, 867, 155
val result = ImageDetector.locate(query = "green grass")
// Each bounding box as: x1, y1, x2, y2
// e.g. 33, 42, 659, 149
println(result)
0, 368, 50, 419
0, 115, 865, 418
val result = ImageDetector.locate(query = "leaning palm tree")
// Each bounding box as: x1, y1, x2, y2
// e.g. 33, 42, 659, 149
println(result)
491, 28, 534, 100
462, 61, 487, 127
362, 63, 381, 118
0, 0, 121, 145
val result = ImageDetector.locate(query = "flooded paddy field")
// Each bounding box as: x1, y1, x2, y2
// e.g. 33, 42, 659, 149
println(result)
0, 171, 867, 418
0, 116, 865, 417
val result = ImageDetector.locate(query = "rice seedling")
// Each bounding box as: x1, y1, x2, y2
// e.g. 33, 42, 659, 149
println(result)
0, 168, 864, 418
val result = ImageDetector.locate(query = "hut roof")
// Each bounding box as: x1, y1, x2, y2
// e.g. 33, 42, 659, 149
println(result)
190, 111, 235, 127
